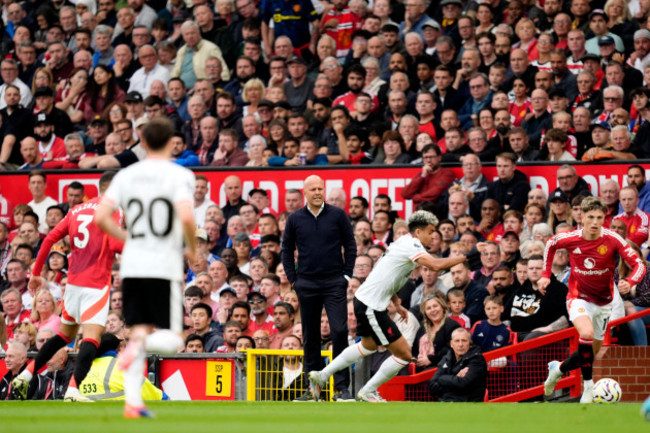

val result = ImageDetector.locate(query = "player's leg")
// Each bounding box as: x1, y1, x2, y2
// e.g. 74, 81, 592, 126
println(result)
120, 278, 155, 418
64, 323, 104, 402
357, 336, 411, 402
312, 336, 378, 391
11, 322, 78, 400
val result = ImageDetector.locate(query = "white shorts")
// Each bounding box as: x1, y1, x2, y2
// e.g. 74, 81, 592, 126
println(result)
60, 284, 111, 327
567, 298, 613, 341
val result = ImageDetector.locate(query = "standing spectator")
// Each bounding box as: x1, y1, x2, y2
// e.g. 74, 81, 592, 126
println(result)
27, 171, 57, 232
260, 0, 320, 60
282, 175, 356, 401
489, 153, 530, 213
613, 186, 650, 247
283, 56, 315, 114
171, 21, 230, 90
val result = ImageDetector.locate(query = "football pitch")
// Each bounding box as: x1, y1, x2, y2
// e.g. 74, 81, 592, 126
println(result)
1, 401, 647, 433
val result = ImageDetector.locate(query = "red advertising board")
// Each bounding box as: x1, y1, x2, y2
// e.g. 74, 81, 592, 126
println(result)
158, 357, 236, 401
0, 163, 648, 221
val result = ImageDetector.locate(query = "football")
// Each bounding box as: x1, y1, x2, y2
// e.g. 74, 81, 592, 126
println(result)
593, 378, 622, 404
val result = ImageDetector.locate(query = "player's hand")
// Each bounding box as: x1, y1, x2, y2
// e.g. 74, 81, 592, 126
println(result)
28, 275, 43, 292
457, 367, 469, 377
536, 277, 550, 294
397, 305, 409, 323
618, 279, 631, 295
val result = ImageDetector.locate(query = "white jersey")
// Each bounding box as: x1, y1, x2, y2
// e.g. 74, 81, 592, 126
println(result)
103, 159, 195, 282
355, 234, 428, 311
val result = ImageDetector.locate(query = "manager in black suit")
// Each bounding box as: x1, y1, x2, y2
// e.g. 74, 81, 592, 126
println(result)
282, 175, 357, 401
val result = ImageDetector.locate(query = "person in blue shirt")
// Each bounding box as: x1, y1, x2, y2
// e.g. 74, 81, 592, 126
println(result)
471, 295, 513, 353
171, 132, 199, 167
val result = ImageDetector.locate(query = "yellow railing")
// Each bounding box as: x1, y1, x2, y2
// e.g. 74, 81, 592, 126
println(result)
244, 349, 334, 401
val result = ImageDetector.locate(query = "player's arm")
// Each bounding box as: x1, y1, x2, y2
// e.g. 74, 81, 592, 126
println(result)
415, 253, 467, 272
94, 198, 127, 243
617, 236, 646, 290
176, 200, 197, 264
29, 216, 70, 290
538, 235, 560, 291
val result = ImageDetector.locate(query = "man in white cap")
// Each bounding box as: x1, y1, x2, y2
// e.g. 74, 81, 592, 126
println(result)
629, 29, 650, 73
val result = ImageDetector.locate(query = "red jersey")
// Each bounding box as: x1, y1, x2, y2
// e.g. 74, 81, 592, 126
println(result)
612, 209, 650, 247
542, 228, 645, 305
32, 197, 123, 289
323, 7, 361, 58
333, 91, 379, 114
38, 137, 66, 161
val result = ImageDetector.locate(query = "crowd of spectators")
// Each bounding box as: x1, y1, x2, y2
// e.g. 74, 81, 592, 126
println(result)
0, 0, 650, 400
0, 0, 648, 169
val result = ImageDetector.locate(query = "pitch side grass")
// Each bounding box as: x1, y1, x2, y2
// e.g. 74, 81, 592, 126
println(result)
0, 401, 646, 433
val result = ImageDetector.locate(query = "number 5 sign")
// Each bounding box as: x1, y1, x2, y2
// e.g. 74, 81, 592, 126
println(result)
205, 360, 234, 398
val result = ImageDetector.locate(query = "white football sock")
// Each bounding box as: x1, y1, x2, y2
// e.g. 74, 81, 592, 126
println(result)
360, 355, 409, 393
320, 342, 376, 380
124, 346, 145, 407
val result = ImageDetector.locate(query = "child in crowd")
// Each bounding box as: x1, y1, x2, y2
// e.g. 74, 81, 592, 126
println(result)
447, 289, 470, 329
471, 295, 512, 352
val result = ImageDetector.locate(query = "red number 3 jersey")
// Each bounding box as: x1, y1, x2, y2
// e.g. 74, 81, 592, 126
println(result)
33, 197, 124, 289
542, 228, 645, 305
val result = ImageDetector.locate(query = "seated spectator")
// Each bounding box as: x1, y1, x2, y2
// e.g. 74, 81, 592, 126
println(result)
470, 295, 512, 352
415, 294, 460, 371
506, 255, 568, 339
12, 322, 37, 351
211, 129, 249, 166
544, 128, 576, 161
83, 64, 126, 124
106, 310, 126, 339
268, 334, 306, 401
184, 334, 205, 353
269, 302, 295, 349
30, 289, 60, 333
42, 133, 95, 169
1, 287, 31, 340
0, 342, 52, 399
372, 130, 411, 165
190, 303, 224, 352
447, 288, 470, 329
428, 327, 488, 402
216, 320, 242, 353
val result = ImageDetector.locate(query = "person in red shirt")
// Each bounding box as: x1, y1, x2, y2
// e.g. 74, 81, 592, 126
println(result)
11, 171, 124, 402
612, 186, 649, 247
321, 0, 362, 59
540, 197, 645, 403
34, 112, 66, 162
400, 144, 455, 207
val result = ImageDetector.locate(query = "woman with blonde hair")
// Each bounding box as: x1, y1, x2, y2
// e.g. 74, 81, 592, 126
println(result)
30, 289, 61, 333
604, 0, 635, 47
513, 18, 538, 62
416, 294, 461, 371
242, 78, 265, 117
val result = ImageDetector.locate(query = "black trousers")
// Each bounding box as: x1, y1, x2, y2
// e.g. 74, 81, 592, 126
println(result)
295, 275, 349, 391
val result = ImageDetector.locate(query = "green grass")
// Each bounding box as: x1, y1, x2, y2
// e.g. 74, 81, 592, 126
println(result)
0, 401, 647, 433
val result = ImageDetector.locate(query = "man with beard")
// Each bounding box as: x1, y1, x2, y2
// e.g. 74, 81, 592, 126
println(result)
401, 144, 455, 208
491, 109, 512, 150
349, 196, 369, 222
32, 87, 74, 139
310, 98, 332, 144
450, 262, 488, 324
490, 265, 517, 320
507, 127, 539, 161
224, 56, 255, 105
215, 92, 243, 138
333, 64, 379, 114
320, 106, 351, 164
33, 113, 66, 162
622, 165, 650, 215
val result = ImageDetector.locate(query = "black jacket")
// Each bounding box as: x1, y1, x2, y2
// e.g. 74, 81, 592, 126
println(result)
0, 364, 53, 400
428, 345, 488, 402
282, 203, 356, 284
489, 170, 531, 213
426, 318, 461, 367
551, 176, 592, 203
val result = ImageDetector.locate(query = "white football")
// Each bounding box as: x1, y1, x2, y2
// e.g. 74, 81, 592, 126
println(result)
593, 378, 622, 403
146, 329, 184, 354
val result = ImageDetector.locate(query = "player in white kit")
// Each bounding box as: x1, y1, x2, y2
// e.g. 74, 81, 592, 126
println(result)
308, 211, 485, 402
95, 117, 197, 418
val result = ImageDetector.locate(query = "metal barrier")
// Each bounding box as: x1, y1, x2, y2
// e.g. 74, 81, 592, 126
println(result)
244, 349, 334, 401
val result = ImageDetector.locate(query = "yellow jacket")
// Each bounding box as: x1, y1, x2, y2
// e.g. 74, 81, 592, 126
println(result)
79, 355, 166, 401
171, 39, 231, 83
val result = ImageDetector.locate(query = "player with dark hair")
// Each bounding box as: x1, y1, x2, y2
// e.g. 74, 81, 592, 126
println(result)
94, 116, 197, 418
308, 210, 486, 402
541, 197, 645, 403
12, 171, 123, 402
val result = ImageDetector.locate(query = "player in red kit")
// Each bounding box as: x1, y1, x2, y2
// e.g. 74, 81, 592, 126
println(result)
540, 197, 645, 403
11, 171, 123, 402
